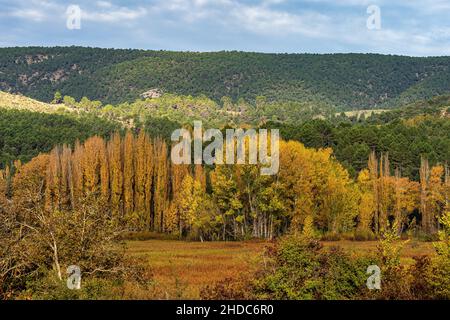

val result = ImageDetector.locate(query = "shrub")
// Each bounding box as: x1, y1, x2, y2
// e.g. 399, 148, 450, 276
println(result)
409, 255, 434, 300
427, 210, 450, 299
253, 235, 379, 300
200, 276, 256, 300
17, 256, 156, 300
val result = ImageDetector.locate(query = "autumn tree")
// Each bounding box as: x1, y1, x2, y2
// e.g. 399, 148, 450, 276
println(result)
211, 165, 243, 240
428, 165, 445, 233
123, 131, 135, 224
107, 132, 124, 223
391, 169, 419, 235
169, 174, 213, 240
420, 157, 431, 233
357, 169, 375, 234
132, 130, 153, 230
153, 138, 169, 232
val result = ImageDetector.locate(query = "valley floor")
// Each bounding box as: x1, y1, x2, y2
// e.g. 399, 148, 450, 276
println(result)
126, 239, 435, 299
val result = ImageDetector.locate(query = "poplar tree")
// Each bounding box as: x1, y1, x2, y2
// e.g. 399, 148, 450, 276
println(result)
133, 130, 153, 230
153, 138, 169, 232
420, 157, 431, 233
428, 165, 445, 233
107, 132, 124, 223
123, 131, 135, 223
72, 140, 84, 208
357, 169, 375, 234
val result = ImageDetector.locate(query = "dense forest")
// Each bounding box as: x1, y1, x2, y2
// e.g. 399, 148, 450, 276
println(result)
2, 47, 450, 109
0, 108, 120, 166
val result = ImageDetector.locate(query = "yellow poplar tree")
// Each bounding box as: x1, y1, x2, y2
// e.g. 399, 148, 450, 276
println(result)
357, 169, 375, 233
71, 140, 84, 207
133, 130, 153, 230
154, 138, 169, 232
107, 132, 124, 223
420, 157, 431, 233
123, 131, 135, 223
45, 147, 61, 211
428, 165, 445, 233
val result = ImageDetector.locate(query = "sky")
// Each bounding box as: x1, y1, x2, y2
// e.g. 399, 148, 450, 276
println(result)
0, 0, 449, 56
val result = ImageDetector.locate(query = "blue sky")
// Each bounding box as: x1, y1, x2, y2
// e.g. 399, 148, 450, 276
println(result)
0, 0, 449, 56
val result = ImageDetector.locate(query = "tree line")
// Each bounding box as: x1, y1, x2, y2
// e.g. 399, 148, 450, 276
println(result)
1, 131, 448, 241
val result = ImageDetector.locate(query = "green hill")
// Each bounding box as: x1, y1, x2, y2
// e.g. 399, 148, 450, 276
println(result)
2, 47, 450, 110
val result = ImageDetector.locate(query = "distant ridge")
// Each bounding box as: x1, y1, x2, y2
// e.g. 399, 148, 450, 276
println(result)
1, 46, 450, 110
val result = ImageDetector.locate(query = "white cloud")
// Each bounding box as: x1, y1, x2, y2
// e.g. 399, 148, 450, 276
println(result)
96, 1, 113, 9
8, 8, 47, 22
262, 0, 287, 6
389, 0, 450, 13
83, 6, 147, 22
0, 0, 449, 56
230, 5, 331, 37
3, 0, 148, 24
122, 0, 450, 55
301, 0, 374, 7
152, 0, 331, 37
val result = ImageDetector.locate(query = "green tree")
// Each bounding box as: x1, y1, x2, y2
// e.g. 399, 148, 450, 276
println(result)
52, 91, 62, 104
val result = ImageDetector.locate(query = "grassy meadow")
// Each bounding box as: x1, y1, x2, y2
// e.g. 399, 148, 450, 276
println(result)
126, 239, 435, 299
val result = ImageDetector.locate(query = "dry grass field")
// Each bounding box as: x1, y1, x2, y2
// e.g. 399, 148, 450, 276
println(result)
126, 240, 264, 299
126, 239, 435, 299
0, 91, 69, 113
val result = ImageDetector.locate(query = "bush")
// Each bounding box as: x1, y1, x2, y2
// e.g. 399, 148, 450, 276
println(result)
427, 210, 450, 299
409, 255, 434, 300
0, 193, 157, 300
200, 276, 256, 300
427, 258, 450, 299
252, 235, 378, 300
16, 256, 157, 300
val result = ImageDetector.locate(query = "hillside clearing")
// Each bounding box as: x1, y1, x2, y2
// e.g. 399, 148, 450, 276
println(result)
0, 91, 69, 113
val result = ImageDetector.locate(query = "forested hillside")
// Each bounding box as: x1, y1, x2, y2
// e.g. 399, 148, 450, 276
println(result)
270, 117, 450, 180
2, 47, 450, 110
0, 90, 448, 182
0, 109, 120, 166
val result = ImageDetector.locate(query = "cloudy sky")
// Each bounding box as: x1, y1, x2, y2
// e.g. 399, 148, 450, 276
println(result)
0, 0, 449, 56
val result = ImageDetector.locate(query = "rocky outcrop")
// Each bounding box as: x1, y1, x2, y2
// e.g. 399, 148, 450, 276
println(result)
140, 88, 162, 99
